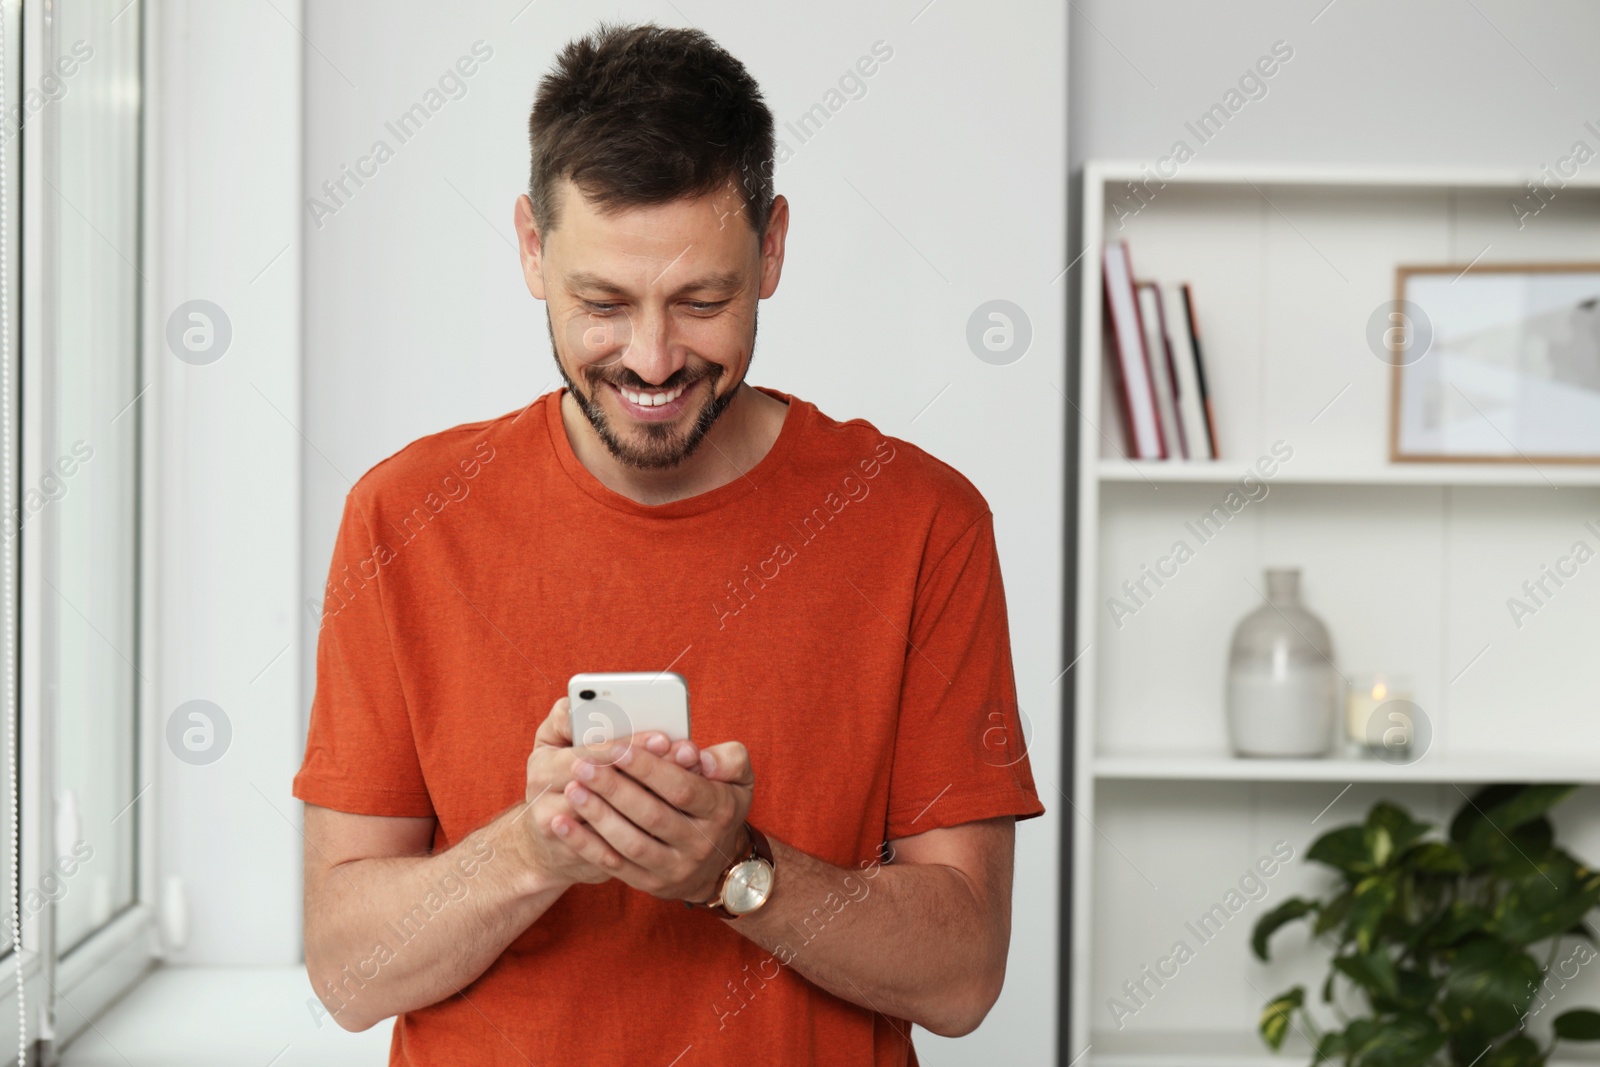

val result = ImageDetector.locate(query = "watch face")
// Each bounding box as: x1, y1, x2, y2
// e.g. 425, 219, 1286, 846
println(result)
724, 858, 774, 915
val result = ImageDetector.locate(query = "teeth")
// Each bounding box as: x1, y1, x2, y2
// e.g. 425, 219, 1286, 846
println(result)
619, 382, 687, 407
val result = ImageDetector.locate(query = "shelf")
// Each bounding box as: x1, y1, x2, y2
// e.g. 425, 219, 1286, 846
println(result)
1090, 1030, 1600, 1066
1083, 159, 1600, 192
1094, 751, 1600, 785
1089, 1029, 1295, 1067
1097, 460, 1600, 487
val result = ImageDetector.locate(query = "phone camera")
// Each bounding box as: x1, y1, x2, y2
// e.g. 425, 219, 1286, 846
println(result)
578, 689, 596, 701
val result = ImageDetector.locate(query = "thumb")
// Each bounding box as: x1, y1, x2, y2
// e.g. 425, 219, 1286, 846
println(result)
534, 697, 574, 749
698, 741, 751, 786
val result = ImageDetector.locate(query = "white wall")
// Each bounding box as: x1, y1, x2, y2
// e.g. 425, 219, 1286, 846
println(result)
152, 0, 303, 965
1069, 0, 1600, 169
298, 1, 1066, 1064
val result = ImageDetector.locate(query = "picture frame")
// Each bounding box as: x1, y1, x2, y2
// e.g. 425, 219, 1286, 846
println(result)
1388, 262, 1600, 464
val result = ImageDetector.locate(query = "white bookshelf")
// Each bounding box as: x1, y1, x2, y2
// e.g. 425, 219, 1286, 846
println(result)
1070, 161, 1600, 1065
1098, 460, 1600, 487
1094, 752, 1600, 784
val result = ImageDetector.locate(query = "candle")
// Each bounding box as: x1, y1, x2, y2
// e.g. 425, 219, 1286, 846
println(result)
1346, 673, 1414, 754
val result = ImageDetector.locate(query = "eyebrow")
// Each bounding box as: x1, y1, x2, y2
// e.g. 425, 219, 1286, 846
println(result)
563, 268, 744, 297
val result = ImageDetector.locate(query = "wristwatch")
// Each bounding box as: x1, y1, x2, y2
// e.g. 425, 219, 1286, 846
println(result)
685, 823, 776, 919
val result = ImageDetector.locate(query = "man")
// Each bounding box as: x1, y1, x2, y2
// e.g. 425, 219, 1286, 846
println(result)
294, 20, 1044, 1066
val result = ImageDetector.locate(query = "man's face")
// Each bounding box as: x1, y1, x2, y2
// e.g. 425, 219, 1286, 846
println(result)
516, 177, 786, 471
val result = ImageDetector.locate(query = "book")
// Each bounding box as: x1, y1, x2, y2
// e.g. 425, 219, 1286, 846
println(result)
1101, 240, 1165, 459
1162, 281, 1212, 461
1137, 280, 1186, 460
1180, 282, 1221, 460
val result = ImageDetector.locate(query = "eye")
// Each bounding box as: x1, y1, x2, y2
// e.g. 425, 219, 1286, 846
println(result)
583, 301, 620, 313
687, 300, 729, 313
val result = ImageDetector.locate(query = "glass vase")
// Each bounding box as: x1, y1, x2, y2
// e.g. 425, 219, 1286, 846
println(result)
1225, 567, 1339, 758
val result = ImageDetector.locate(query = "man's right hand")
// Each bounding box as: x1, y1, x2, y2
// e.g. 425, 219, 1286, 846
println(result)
519, 697, 705, 888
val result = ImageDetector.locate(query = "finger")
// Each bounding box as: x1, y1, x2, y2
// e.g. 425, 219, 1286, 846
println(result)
571, 754, 700, 844
533, 697, 574, 748
563, 780, 677, 871
573, 726, 654, 769
698, 741, 753, 786
548, 808, 635, 877
574, 729, 694, 770
607, 742, 722, 821
670, 739, 704, 775
531, 786, 588, 825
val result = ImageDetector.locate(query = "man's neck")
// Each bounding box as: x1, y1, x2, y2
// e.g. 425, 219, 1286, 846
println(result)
560, 382, 790, 507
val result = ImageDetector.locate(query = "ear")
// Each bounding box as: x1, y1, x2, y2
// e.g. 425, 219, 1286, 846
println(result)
515, 194, 547, 301
757, 194, 789, 300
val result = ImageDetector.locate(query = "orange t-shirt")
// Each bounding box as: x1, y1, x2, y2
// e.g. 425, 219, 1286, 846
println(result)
292, 385, 1046, 1066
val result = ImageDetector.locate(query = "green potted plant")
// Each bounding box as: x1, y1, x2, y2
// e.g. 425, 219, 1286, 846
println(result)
1252, 783, 1600, 1066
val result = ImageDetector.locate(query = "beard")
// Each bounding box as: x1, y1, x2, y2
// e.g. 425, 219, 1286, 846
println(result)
545, 303, 758, 471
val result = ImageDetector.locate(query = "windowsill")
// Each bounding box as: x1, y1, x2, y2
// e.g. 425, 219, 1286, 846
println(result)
57, 965, 392, 1065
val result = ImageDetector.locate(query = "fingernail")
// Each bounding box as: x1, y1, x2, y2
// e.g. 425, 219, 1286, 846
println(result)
614, 744, 633, 766
554, 819, 570, 837
646, 733, 670, 754
569, 784, 589, 804
700, 751, 715, 774
573, 759, 595, 781
677, 745, 698, 765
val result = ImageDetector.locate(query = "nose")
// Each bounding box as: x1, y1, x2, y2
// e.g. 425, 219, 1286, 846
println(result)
616, 306, 686, 387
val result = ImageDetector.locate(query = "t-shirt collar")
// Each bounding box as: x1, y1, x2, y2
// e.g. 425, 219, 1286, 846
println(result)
544, 383, 806, 518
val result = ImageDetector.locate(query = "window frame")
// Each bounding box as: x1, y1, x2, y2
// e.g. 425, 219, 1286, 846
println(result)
5, 0, 161, 1056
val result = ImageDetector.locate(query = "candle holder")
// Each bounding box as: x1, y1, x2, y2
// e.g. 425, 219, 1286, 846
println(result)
1345, 672, 1415, 759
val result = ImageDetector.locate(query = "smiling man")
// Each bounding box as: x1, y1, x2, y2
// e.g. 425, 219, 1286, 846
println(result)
293, 20, 1044, 1067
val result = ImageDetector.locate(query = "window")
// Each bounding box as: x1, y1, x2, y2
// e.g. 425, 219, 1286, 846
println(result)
50, 0, 143, 958
0, 0, 155, 1058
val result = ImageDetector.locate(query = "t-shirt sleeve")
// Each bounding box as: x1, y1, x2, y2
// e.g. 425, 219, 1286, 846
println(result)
885, 509, 1046, 841
292, 487, 436, 819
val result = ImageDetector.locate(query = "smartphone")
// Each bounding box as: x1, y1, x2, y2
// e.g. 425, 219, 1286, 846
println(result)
567, 671, 691, 748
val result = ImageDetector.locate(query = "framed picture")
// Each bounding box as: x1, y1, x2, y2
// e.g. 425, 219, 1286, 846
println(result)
1388, 262, 1600, 463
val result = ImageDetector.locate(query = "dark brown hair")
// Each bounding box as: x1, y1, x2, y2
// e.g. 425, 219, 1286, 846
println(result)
527, 21, 776, 243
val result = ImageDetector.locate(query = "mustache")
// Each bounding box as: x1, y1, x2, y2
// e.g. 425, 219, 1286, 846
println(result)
595, 369, 715, 393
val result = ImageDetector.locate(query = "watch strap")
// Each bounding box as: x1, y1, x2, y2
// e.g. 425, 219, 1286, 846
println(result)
746, 823, 773, 864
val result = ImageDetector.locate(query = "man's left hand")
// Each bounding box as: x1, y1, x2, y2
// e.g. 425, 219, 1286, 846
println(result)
551, 732, 754, 904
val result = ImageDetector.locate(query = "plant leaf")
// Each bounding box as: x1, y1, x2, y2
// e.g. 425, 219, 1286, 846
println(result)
1485, 818, 1558, 878
1347, 874, 1399, 954
1421, 900, 1492, 950
1554, 1009, 1600, 1040
1310, 824, 1378, 877
1372, 968, 1441, 1015
1492, 857, 1600, 946
1368, 801, 1433, 854
1449, 1031, 1497, 1067
1258, 986, 1304, 1051
1312, 1028, 1346, 1064
1403, 841, 1469, 875
1366, 823, 1395, 869
1252, 897, 1318, 961
1315, 887, 1354, 937
1344, 1018, 1378, 1053
1347, 1015, 1446, 1067
1481, 1034, 1544, 1067
1483, 785, 1578, 833
1334, 946, 1400, 999
1450, 784, 1528, 843
1440, 936, 1541, 1037
1452, 784, 1577, 866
